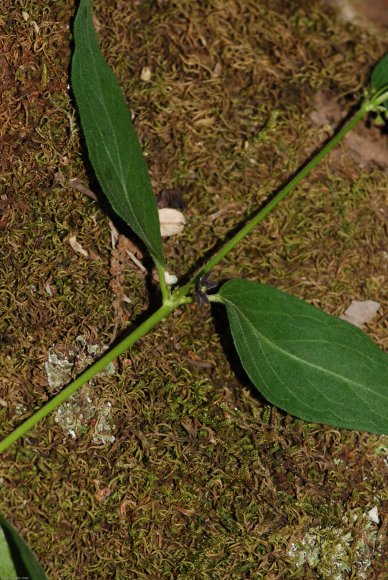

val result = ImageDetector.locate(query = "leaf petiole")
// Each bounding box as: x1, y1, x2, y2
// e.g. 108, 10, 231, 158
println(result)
156, 262, 171, 303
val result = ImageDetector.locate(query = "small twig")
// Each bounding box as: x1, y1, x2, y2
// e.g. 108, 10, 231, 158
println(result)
183, 355, 212, 369
125, 250, 147, 274
55, 171, 98, 201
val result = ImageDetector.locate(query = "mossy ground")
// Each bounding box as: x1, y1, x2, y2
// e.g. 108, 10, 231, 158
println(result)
0, 0, 387, 578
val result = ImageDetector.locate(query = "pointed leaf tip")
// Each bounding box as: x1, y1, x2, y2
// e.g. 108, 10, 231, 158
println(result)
71, 0, 164, 267
219, 279, 388, 434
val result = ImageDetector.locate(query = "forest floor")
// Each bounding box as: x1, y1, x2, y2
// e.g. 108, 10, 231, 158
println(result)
0, 0, 387, 577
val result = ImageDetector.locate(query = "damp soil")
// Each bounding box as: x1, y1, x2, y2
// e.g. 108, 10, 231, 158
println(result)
0, 1, 387, 578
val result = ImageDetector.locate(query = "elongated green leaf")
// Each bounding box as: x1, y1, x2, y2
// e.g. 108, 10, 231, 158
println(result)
0, 516, 46, 579
72, 0, 164, 266
218, 280, 388, 434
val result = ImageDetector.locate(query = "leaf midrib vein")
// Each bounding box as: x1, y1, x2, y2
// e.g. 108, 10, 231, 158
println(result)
231, 303, 385, 398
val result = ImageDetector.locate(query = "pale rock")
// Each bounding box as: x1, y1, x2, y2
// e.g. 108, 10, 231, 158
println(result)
140, 66, 152, 82
164, 271, 178, 285
158, 208, 186, 237
368, 506, 379, 525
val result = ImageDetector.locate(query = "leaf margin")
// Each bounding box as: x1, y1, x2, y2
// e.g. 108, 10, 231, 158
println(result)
71, 0, 165, 267
0, 515, 47, 579
218, 278, 388, 434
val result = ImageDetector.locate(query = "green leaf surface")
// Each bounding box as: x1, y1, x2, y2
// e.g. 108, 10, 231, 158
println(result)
0, 526, 16, 580
0, 516, 46, 579
219, 280, 388, 434
371, 53, 388, 112
372, 53, 388, 93
72, 0, 164, 266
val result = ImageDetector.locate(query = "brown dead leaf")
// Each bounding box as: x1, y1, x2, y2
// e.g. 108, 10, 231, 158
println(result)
69, 236, 88, 257
309, 91, 388, 171
344, 132, 388, 169
109, 235, 144, 335
95, 487, 112, 502
340, 300, 381, 328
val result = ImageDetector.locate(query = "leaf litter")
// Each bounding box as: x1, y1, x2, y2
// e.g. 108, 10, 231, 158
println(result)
340, 299, 381, 328
68, 235, 89, 257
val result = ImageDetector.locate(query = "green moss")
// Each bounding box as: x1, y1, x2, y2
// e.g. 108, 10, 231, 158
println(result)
0, 0, 387, 577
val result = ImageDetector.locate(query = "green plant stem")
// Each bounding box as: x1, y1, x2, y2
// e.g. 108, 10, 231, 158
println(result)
183, 102, 370, 289
2, 93, 385, 453
367, 88, 388, 108
156, 262, 170, 303
0, 300, 184, 453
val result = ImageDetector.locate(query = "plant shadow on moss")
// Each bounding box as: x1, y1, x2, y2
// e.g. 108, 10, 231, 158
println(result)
210, 296, 270, 406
